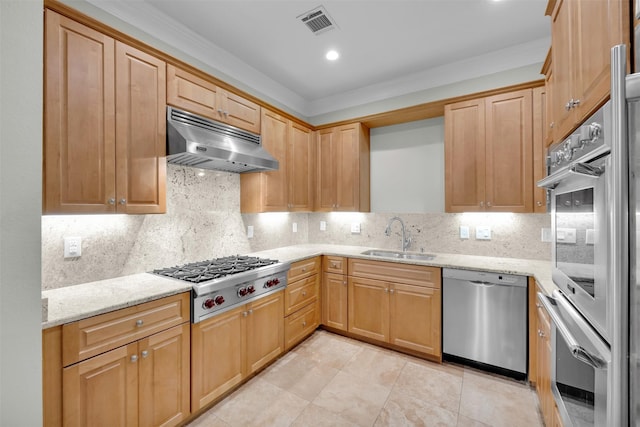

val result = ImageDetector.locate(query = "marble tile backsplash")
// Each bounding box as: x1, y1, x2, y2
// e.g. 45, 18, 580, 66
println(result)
42, 165, 550, 290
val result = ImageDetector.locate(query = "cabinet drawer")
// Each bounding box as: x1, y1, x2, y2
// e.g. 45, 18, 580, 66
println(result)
349, 258, 441, 289
323, 256, 347, 274
288, 257, 321, 282
62, 292, 190, 366
284, 300, 318, 351
285, 274, 319, 316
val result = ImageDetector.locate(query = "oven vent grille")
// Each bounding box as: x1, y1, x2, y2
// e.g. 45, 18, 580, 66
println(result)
298, 6, 337, 35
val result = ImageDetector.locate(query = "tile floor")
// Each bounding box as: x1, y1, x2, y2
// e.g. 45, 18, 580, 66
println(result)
188, 330, 544, 427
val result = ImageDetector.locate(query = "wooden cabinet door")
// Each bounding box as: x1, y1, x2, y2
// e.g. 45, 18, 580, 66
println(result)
260, 109, 289, 211
389, 283, 441, 358
44, 10, 116, 214
167, 65, 219, 120
138, 324, 190, 427
550, 0, 574, 142
322, 272, 348, 331
63, 343, 138, 427
536, 302, 553, 427
288, 122, 315, 211
484, 89, 533, 213
316, 128, 337, 211
245, 291, 284, 374
533, 87, 548, 213
348, 276, 389, 342
190, 307, 244, 411
335, 124, 359, 211
444, 99, 485, 212
115, 42, 166, 214
218, 89, 261, 134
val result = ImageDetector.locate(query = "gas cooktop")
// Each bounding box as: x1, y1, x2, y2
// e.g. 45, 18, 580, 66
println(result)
152, 255, 279, 284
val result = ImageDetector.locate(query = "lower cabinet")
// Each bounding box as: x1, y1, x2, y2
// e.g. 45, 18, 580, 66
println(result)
347, 259, 442, 360
191, 290, 284, 411
63, 324, 190, 427
321, 256, 348, 331
283, 258, 321, 351
43, 293, 191, 427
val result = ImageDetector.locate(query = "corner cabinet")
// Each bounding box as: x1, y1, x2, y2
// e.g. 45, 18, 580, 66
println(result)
240, 109, 315, 212
547, 0, 629, 143
44, 10, 166, 214
444, 89, 534, 213
166, 65, 261, 134
316, 123, 370, 212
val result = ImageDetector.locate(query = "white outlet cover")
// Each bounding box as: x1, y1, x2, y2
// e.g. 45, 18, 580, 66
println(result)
351, 223, 361, 234
556, 227, 577, 244
292, 222, 298, 233
476, 226, 491, 240
586, 229, 595, 245
320, 221, 327, 231
541, 228, 552, 242
247, 225, 254, 239
459, 226, 470, 239
64, 236, 82, 258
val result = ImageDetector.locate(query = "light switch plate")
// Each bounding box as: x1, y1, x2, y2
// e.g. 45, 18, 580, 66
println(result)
247, 225, 254, 239
476, 226, 491, 240
292, 222, 298, 233
556, 227, 577, 244
586, 229, 595, 245
459, 226, 470, 239
541, 228, 552, 242
351, 223, 361, 234
320, 221, 327, 231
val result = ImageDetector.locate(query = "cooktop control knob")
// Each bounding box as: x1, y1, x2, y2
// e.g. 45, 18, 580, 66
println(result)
203, 299, 216, 309
238, 287, 248, 297
214, 295, 225, 305
247, 285, 256, 294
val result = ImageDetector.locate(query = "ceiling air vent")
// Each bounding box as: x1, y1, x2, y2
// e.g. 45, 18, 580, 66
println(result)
297, 6, 337, 35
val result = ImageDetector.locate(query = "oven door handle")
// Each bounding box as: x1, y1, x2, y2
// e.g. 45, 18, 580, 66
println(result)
570, 162, 605, 177
537, 291, 610, 370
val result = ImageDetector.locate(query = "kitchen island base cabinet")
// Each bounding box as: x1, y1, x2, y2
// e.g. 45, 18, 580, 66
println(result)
347, 259, 442, 361
191, 290, 284, 411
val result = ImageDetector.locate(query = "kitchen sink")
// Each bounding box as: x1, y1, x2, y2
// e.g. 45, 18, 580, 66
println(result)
360, 249, 436, 261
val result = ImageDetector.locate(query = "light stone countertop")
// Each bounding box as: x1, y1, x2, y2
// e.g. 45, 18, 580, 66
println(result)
42, 244, 554, 329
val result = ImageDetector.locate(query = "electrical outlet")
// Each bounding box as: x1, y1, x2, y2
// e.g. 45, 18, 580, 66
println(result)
64, 236, 82, 258
247, 225, 254, 239
351, 223, 361, 234
556, 227, 577, 244
476, 226, 491, 240
586, 229, 595, 245
292, 222, 298, 233
320, 221, 327, 231
541, 228, 552, 242
460, 226, 470, 239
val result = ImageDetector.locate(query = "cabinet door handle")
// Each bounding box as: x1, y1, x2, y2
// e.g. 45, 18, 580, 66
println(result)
486, 201, 492, 207
218, 108, 223, 115
536, 302, 542, 308
390, 289, 395, 294
141, 350, 149, 358
479, 201, 484, 208
248, 309, 253, 315
565, 99, 573, 111
136, 319, 144, 327
384, 288, 389, 293
343, 281, 347, 285
119, 198, 126, 205
108, 198, 115, 205
130, 355, 138, 363
536, 201, 543, 207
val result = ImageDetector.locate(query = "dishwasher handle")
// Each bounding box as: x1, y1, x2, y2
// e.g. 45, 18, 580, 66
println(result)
469, 280, 496, 288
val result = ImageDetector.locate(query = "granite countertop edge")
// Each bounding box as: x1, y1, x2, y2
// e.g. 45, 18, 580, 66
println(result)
42, 244, 554, 329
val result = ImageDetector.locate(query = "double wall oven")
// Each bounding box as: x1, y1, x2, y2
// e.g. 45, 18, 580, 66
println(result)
538, 101, 615, 427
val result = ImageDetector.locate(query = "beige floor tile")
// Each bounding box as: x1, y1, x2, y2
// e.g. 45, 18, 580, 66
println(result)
455, 414, 491, 427
458, 369, 543, 427
187, 410, 231, 427
313, 370, 392, 426
393, 361, 463, 413
246, 386, 309, 427
290, 403, 361, 427
374, 388, 458, 427
259, 351, 340, 401
291, 330, 362, 370
341, 345, 407, 388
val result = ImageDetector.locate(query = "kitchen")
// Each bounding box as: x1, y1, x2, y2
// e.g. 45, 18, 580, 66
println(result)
0, 0, 632, 426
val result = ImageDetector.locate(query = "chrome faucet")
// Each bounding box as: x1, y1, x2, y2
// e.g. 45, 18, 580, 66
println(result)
384, 216, 412, 252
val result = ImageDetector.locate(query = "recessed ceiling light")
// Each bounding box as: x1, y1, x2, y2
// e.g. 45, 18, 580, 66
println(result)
326, 50, 339, 61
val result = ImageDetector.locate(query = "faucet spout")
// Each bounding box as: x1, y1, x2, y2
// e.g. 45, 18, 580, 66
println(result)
385, 216, 411, 252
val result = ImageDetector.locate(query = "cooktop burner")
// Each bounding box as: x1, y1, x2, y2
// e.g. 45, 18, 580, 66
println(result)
152, 255, 279, 284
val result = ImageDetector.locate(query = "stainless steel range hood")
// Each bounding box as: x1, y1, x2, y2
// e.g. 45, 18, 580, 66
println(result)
166, 107, 278, 173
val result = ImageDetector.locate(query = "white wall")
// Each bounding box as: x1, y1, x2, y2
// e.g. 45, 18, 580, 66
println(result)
370, 118, 445, 213
0, 0, 43, 425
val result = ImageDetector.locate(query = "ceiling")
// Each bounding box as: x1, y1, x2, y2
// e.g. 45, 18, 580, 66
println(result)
87, 0, 551, 119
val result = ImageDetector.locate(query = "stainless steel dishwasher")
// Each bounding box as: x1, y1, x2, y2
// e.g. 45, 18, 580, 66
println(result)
442, 268, 527, 378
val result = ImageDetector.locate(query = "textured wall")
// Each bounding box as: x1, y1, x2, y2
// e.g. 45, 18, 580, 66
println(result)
42, 165, 550, 290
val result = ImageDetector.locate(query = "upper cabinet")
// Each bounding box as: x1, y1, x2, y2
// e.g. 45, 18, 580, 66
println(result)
445, 89, 534, 213
547, 0, 629, 143
167, 65, 261, 134
533, 86, 549, 213
240, 109, 315, 213
44, 10, 166, 214
316, 123, 370, 212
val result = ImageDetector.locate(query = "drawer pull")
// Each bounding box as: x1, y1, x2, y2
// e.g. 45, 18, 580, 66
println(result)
302, 267, 306, 272
136, 319, 144, 327
302, 321, 307, 327
302, 291, 307, 297
331, 263, 337, 268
